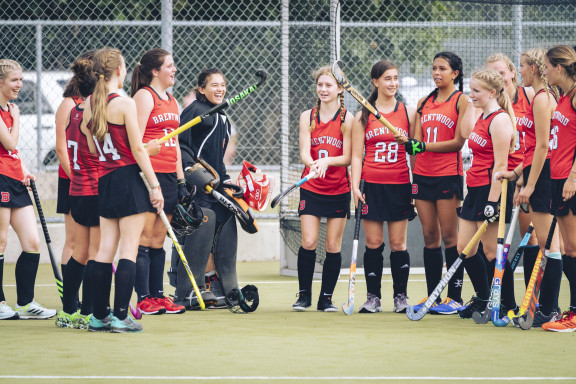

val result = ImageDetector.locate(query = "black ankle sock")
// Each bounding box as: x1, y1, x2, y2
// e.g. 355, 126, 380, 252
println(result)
149, 247, 166, 298
502, 260, 517, 309
320, 251, 341, 296
523, 246, 539, 287
364, 244, 384, 298
113, 259, 136, 320
445, 246, 463, 302
423, 247, 443, 298
81, 260, 95, 316
539, 257, 562, 315
0, 253, 5, 302
92, 262, 113, 319
297, 247, 316, 294
463, 253, 489, 300
134, 246, 150, 302
390, 250, 409, 297
63, 256, 85, 314
15, 252, 40, 306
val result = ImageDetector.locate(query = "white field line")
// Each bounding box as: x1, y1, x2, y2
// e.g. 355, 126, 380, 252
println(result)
0, 376, 575, 381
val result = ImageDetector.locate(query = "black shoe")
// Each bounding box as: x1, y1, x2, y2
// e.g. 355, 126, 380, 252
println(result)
499, 303, 519, 319
317, 294, 338, 312
533, 309, 560, 328
178, 290, 218, 310
458, 296, 488, 319
292, 291, 311, 311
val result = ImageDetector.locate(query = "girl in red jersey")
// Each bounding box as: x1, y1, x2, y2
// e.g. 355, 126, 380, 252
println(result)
55, 55, 99, 329
292, 66, 353, 312
351, 61, 416, 314
131, 49, 186, 315
456, 69, 515, 318
83, 48, 163, 333
541, 45, 576, 332
398, 52, 474, 315
0, 59, 56, 320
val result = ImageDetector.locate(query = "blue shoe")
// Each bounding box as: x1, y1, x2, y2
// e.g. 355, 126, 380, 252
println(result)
88, 314, 112, 332
429, 297, 464, 315
110, 315, 143, 333
412, 297, 439, 312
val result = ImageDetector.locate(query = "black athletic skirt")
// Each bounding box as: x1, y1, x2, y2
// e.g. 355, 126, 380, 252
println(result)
522, 159, 551, 214
298, 188, 350, 219
361, 182, 414, 222
551, 179, 576, 216
148, 172, 177, 215
458, 184, 513, 222
56, 176, 71, 214
98, 164, 153, 219
0, 175, 32, 208
70, 195, 100, 227
412, 174, 464, 201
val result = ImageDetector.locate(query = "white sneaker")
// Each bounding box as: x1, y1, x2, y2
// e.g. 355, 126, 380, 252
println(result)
359, 293, 383, 313
0, 301, 18, 320
15, 301, 57, 319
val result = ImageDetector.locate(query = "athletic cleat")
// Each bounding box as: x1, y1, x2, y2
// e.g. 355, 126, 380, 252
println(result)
542, 311, 576, 332
55, 310, 76, 328
88, 314, 112, 332
359, 293, 382, 313
154, 296, 185, 314
411, 296, 439, 312
0, 301, 18, 320
15, 301, 56, 319
292, 291, 312, 311
137, 297, 166, 315
532, 309, 560, 328
393, 293, 410, 313
110, 315, 143, 333
206, 273, 227, 309
73, 312, 91, 329
429, 297, 464, 315
187, 290, 218, 310
317, 295, 338, 312
458, 296, 488, 319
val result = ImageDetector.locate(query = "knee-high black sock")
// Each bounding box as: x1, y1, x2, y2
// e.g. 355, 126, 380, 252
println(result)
297, 247, 316, 295
502, 260, 517, 309
134, 246, 150, 302
149, 247, 166, 298
463, 253, 489, 300
487, 258, 496, 288
539, 256, 562, 315
92, 261, 113, 320
62, 256, 85, 314
390, 250, 409, 297
563, 255, 576, 310
15, 252, 40, 306
81, 260, 95, 316
61, 263, 66, 277
0, 253, 5, 302
423, 247, 443, 299
113, 259, 136, 320
364, 244, 384, 298
523, 246, 540, 287
320, 251, 341, 296
445, 246, 464, 302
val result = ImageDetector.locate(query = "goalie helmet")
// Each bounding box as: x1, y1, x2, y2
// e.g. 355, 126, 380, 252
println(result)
225, 285, 259, 313
236, 160, 274, 212
171, 193, 204, 237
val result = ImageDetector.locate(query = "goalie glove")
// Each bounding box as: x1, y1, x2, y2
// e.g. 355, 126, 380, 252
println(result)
404, 138, 426, 155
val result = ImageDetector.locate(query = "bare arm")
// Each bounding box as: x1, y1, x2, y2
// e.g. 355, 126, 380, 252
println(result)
299, 110, 314, 168
133, 89, 161, 156
488, 113, 514, 202
0, 103, 20, 151
350, 111, 365, 206
55, 97, 76, 178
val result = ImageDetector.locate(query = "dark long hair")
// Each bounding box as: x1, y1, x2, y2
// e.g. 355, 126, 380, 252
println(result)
130, 48, 170, 97
63, 50, 95, 98
195, 68, 226, 104
417, 51, 464, 114
360, 60, 398, 127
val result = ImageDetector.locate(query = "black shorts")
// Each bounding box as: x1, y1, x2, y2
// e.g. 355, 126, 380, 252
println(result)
149, 172, 177, 215
98, 164, 153, 219
361, 182, 414, 222
0, 175, 32, 208
523, 159, 551, 213
412, 174, 464, 201
69, 195, 100, 227
458, 184, 513, 222
298, 188, 350, 219
551, 179, 576, 216
56, 177, 71, 214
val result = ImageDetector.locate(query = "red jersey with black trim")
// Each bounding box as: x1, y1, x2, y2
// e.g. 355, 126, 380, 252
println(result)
550, 89, 576, 180
522, 89, 552, 168
0, 105, 23, 181
301, 108, 350, 195
467, 110, 507, 187
59, 95, 84, 179
413, 91, 463, 177
66, 105, 99, 196
508, 87, 531, 171
141, 87, 180, 173
90, 94, 137, 177
361, 101, 410, 184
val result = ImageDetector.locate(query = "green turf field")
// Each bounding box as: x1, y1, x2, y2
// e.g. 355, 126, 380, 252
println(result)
1, 261, 574, 384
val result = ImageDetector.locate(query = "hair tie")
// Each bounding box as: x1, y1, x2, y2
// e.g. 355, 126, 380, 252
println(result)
99, 75, 104, 79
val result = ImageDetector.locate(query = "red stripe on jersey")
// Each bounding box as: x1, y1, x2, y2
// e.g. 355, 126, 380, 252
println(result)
361, 101, 410, 184
550, 89, 576, 179
0, 105, 24, 181
59, 96, 84, 179
66, 105, 99, 196
141, 87, 180, 173
522, 89, 552, 168
508, 87, 530, 171
467, 110, 506, 187
413, 91, 463, 177
301, 107, 350, 195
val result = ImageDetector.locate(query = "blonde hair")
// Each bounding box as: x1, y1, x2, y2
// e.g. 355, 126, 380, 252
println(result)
472, 69, 516, 153
91, 47, 123, 141
0, 59, 22, 82
485, 53, 519, 88
522, 48, 559, 100
310, 66, 345, 132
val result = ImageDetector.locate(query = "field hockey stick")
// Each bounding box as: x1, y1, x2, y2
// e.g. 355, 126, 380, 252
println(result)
331, 60, 400, 136
270, 171, 316, 208
139, 173, 205, 309
406, 220, 489, 321
111, 262, 142, 319
507, 244, 544, 321
509, 222, 534, 272
342, 179, 365, 315
29, 180, 63, 302
156, 69, 267, 144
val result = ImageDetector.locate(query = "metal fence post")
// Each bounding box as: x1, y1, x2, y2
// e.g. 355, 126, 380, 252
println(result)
512, 4, 523, 68
35, 24, 43, 171
161, 0, 173, 53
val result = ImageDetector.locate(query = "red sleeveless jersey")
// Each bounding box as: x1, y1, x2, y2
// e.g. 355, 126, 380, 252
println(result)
59, 95, 84, 179
508, 87, 531, 171
141, 87, 180, 173
301, 108, 350, 195
467, 110, 506, 187
413, 91, 463, 177
550, 89, 576, 180
522, 89, 552, 168
66, 105, 99, 196
361, 101, 410, 184
0, 105, 23, 181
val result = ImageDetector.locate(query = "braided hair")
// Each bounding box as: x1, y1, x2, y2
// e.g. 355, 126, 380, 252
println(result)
522, 48, 559, 101
310, 66, 345, 132
417, 52, 464, 115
